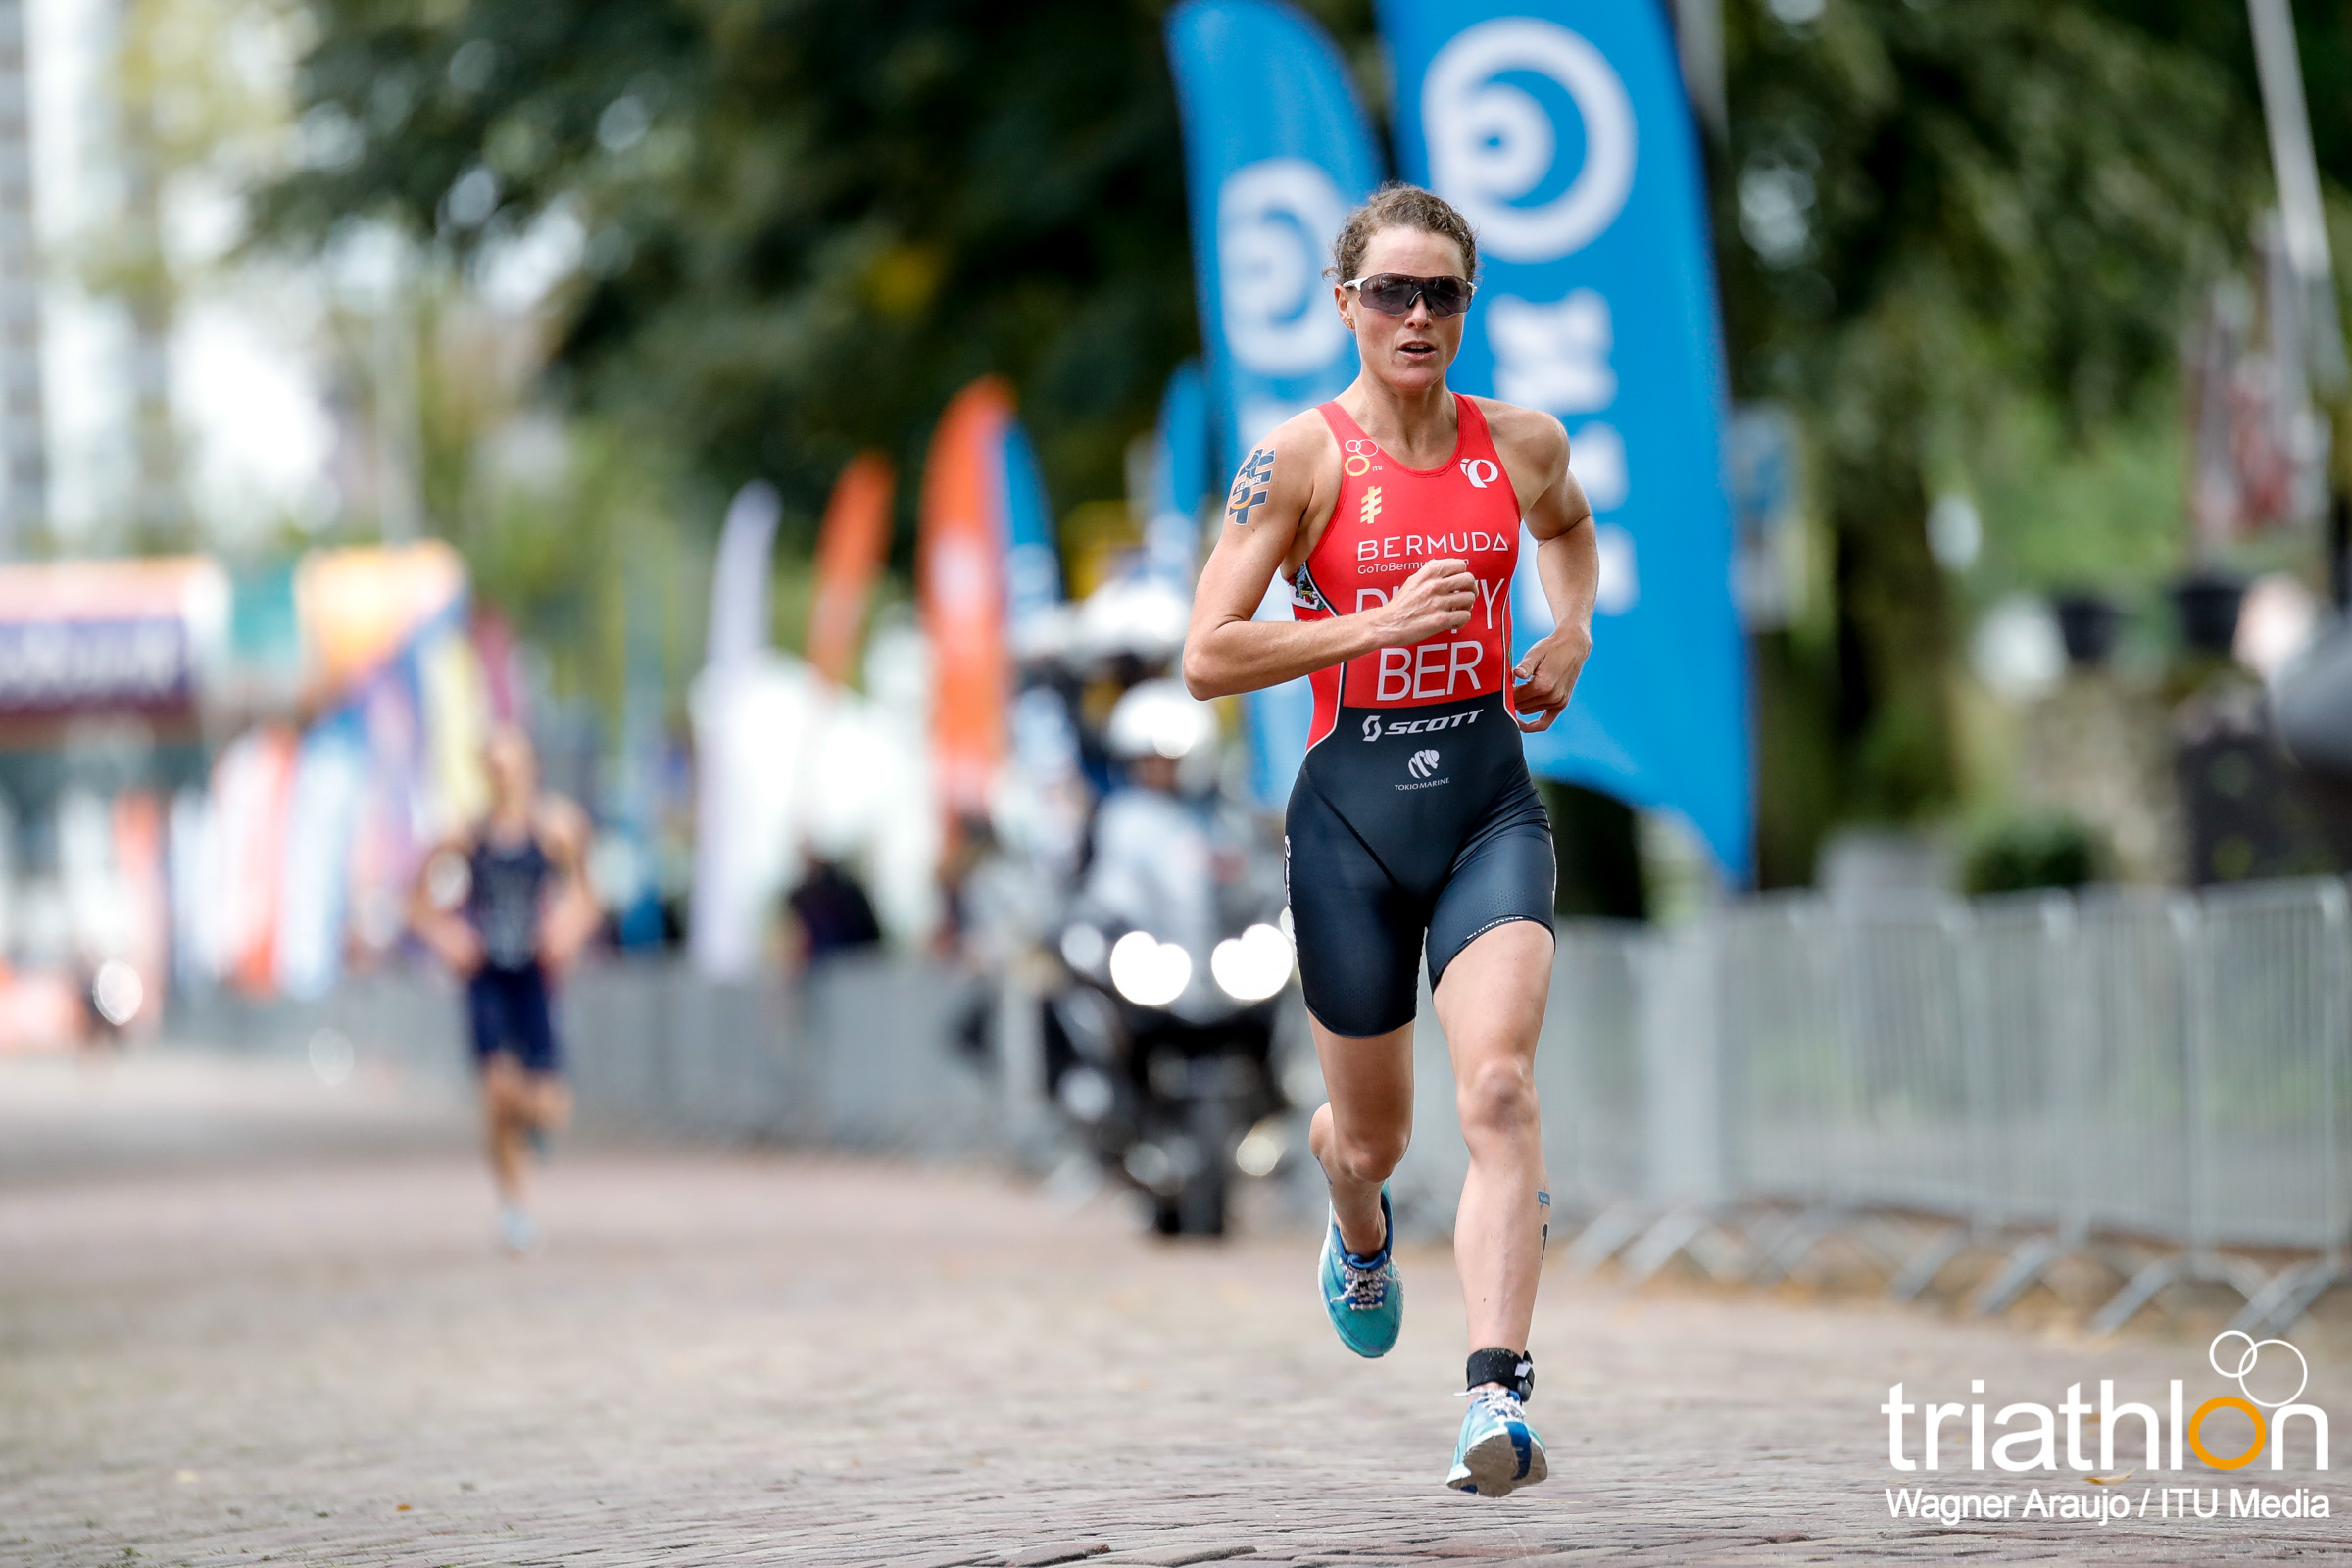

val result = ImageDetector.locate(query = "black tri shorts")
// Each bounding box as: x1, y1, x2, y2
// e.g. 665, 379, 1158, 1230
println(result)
467, 961, 563, 1075
1284, 691, 1556, 1038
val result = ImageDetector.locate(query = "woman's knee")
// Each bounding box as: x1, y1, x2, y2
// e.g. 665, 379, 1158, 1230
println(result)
1456, 1057, 1538, 1143
526, 1080, 571, 1131
1327, 1119, 1411, 1183
480, 1058, 526, 1115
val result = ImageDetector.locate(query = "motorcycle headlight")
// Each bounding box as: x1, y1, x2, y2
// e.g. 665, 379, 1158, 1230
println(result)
1056, 1064, 1115, 1121
1108, 930, 1193, 1007
1235, 1115, 1289, 1177
1059, 922, 1108, 974
1210, 921, 1294, 1004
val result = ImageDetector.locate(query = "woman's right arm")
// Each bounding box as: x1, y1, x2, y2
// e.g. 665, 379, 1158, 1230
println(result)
409, 836, 483, 973
1182, 417, 1478, 700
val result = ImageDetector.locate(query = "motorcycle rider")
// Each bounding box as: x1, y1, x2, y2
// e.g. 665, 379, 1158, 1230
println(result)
1082, 679, 1224, 1013
1063, 678, 1289, 1234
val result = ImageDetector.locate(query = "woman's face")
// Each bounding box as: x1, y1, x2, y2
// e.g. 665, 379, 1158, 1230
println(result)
1335, 226, 1471, 393
485, 730, 536, 808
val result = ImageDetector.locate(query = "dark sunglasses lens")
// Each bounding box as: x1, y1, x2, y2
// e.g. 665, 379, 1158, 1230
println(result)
1358, 275, 1472, 317
1422, 278, 1472, 317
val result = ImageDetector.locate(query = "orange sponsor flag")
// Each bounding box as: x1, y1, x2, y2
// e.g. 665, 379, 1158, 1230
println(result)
806, 452, 895, 686
919, 380, 1016, 827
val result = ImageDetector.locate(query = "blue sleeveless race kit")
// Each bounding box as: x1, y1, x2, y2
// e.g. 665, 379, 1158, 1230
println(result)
465, 830, 562, 1074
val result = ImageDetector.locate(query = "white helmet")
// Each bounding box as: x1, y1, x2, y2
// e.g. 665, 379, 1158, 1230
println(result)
1105, 678, 1217, 761
1077, 573, 1191, 663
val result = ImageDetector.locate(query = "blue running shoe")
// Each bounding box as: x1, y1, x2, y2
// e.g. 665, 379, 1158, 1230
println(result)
1446, 1386, 1547, 1496
497, 1204, 537, 1255
1319, 1189, 1401, 1357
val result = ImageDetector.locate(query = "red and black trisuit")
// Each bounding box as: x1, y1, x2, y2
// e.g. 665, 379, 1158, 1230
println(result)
1283, 395, 1556, 1038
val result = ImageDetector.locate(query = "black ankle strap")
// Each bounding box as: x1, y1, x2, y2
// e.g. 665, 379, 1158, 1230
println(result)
1466, 1347, 1533, 1401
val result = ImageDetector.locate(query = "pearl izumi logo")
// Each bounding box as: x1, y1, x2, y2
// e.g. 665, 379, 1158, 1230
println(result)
1878, 1332, 2330, 1528
1409, 748, 1441, 778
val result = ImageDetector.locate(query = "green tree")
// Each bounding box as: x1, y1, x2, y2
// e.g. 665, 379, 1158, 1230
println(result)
1718, 0, 2290, 878
251, 0, 1384, 747
267, 0, 2347, 889
259, 1, 1333, 546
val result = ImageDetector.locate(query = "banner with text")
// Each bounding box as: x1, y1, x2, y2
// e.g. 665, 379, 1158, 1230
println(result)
1167, 0, 1382, 806
1378, 0, 1752, 877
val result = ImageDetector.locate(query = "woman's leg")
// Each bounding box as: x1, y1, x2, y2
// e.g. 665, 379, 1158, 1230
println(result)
525, 1072, 572, 1137
1432, 919, 1553, 1354
514, 967, 570, 1137
1306, 1016, 1416, 1255
480, 1053, 530, 1205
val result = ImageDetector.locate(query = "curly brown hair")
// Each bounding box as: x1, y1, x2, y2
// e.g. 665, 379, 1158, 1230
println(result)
1329, 183, 1480, 284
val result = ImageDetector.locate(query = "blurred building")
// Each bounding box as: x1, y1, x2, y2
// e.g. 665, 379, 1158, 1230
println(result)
27, 0, 346, 550
0, 540, 498, 1050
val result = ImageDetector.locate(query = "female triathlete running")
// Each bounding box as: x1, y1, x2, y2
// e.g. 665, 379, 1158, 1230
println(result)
410, 726, 600, 1254
1183, 184, 1597, 1496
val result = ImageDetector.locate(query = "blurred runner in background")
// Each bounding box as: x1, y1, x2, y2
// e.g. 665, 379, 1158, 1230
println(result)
410, 725, 600, 1252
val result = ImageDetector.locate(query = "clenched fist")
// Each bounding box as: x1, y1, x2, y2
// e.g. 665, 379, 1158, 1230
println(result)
1371, 558, 1477, 647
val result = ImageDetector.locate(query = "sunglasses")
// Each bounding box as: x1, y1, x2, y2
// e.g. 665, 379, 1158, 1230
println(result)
1343, 272, 1476, 318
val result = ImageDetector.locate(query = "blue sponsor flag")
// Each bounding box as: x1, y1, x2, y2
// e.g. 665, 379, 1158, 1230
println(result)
1166, 0, 1383, 807
999, 416, 1063, 634
274, 709, 369, 1000
1377, 0, 1753, 879
1145, 361, 1211, 587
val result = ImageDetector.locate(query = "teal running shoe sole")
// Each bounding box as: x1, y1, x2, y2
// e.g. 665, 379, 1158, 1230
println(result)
1318, 1188, 1401, 1358
1446, 1389, 1547, 1496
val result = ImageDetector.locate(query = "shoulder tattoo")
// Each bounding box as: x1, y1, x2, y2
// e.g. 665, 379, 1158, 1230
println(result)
1226, 445, 1274, 528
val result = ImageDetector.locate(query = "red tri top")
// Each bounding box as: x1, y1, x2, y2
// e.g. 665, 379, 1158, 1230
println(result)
1290, 395, 1525, 751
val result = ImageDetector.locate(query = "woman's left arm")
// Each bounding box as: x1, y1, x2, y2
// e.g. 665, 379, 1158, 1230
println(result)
1499, 412, 1598, 733
536, 799, 604, 973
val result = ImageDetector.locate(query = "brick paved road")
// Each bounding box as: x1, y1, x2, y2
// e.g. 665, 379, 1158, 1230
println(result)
2, 1053, 2347, 1566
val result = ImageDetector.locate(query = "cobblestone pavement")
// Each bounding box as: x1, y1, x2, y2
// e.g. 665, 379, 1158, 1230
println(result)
2, 1054, 2347, 1566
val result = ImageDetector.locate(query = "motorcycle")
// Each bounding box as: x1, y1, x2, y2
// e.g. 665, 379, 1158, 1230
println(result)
1045, 905, 1297, 1236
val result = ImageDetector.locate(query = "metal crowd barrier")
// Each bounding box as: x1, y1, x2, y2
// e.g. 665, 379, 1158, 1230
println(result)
1457, 878, 2352, 1334
170, 953, 1004, 1157
167, 880, 2349, 1333
1387, 923, 1655, 1239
